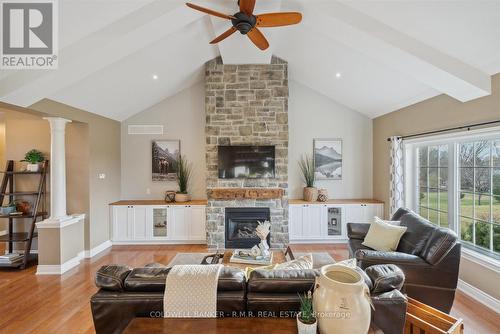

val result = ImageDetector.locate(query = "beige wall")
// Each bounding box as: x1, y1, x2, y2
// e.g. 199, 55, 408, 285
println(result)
373, 73, 500, 300
289, 81, 373, 199
28, 99, 120, 250
121, 82, 207, 200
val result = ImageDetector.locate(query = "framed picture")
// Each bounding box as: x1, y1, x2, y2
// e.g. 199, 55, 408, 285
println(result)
314, 139, 342, 180
152, 140, 180, 181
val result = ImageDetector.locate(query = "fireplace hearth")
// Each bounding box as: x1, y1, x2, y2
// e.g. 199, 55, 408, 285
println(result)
225, 208, 270, 249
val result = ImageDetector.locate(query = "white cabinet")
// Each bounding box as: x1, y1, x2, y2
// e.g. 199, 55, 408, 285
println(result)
289, 201, 384, 243
111, 204, 206, 244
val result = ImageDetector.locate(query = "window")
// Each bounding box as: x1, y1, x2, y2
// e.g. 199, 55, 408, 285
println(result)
418, 145, 449, 227
458, 140, 500, 253
407, 130, 500, 261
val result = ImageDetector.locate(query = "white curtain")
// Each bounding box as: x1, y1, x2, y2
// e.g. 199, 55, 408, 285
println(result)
389, 136, 405, 216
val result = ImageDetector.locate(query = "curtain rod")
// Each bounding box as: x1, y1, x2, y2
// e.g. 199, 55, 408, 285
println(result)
386, 119, 500, 142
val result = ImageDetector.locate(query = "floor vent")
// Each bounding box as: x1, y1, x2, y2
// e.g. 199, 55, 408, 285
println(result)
128, 125, 163, 135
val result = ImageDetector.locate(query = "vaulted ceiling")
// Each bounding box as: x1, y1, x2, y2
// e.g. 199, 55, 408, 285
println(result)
1, 0, 500, 121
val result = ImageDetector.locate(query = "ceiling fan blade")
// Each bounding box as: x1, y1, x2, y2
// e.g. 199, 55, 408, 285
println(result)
256, 12, 302, 27
247, 27, 269, 50
210, 27, 237, 44
239, 0, 256, 15
185, 3, 234, 20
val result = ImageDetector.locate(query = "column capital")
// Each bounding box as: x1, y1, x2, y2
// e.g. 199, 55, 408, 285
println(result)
43, 117, 72, 131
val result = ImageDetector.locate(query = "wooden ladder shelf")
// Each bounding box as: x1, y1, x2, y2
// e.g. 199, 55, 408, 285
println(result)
0, 160, 48, 269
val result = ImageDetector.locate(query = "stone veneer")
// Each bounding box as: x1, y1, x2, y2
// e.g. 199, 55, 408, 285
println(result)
205, 56, 289, 249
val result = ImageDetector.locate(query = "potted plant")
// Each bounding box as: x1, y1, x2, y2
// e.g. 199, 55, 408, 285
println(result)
297, 291, 317, 334
298, 154, 317, 202
175, 155, 192, 202
22, 149, 44, 172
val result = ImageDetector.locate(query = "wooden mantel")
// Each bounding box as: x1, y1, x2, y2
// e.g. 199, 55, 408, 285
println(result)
208, 188, 284, 200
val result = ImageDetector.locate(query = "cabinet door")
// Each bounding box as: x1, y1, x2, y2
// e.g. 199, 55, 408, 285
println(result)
289, 205, 303, 239
190, 206, 206, 241
325, 206, 344, 238
364, 204, 382, 222
345, 204, 365, 224
132, 206, 148, 239
171, 206, 189, 240
112, 206, 129, 240
304, 205, 322, 238
151, 206, 169, 239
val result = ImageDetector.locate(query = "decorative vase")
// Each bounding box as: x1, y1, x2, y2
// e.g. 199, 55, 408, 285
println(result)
317, 189, 329, 202
313, 264, 371, 334
165, 191, 176, 203
175, 193, 190, 202
297, 313, 317, 334
303, 187, 318, 202
26, 163, 39, 172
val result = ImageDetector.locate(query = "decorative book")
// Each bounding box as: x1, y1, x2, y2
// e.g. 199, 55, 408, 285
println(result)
230, 249, 273, 265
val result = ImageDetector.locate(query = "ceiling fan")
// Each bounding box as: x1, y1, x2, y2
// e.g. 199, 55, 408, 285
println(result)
185, 0, 302, 50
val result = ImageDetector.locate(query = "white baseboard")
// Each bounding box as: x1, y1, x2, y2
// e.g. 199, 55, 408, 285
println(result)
457, 279, 500, 314
84, 240, 112, 258
36, 252, 83, 275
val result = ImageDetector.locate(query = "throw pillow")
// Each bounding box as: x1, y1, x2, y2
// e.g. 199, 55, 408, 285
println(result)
274, 254, 314, 270
374, 216, 400, 226
362, 219, 407, 252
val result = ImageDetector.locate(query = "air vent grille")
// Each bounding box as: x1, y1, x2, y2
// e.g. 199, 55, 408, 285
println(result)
128, 125, 164, 135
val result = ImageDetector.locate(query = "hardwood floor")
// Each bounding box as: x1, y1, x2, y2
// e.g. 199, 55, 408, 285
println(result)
0, 244, 498, 334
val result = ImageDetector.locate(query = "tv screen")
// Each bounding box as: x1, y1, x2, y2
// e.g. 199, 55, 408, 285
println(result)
218, 146, 275, 179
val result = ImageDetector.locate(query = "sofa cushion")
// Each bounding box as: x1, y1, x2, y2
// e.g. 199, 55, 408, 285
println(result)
390, 208, 412, 221
362, 219, 407, 251
397, 212, 436, 255
123, 266, 246, 292
95, 265, 132, 291
365, 264, 405, 294
247, 269, 317, 293
421, 227, 458, 265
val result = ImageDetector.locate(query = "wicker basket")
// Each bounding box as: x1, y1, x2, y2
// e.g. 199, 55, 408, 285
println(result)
405, 297, 464, 334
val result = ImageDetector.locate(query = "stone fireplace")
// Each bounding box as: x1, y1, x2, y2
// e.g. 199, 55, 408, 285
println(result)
205, 56, 289, 249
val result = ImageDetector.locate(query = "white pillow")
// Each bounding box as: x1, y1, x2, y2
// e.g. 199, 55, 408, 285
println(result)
374, 216, 401, 226
274, 254, 313, 270
362, 219, 407, 251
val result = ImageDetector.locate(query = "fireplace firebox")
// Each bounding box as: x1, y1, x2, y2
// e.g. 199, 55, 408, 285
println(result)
225, 207, 271, 248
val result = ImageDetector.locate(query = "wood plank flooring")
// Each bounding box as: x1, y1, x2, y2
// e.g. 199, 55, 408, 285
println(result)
0, 244, 498, 334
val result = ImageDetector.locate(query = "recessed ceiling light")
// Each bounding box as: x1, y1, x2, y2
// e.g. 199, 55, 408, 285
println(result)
152, 74, 158, 80
335, 72, 342, 78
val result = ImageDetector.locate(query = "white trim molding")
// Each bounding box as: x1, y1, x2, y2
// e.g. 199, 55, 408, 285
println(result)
36, 214, 85, 229
36, 252, 83, 275
457, 279, 500, 314
84, 240, 112, 258
462, 248, 500, 274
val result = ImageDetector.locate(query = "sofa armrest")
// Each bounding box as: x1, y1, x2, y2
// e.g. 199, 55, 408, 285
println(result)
355, 249, 428, 269
347, 223, 371, 240
371, 289, 407, 334
95, 265, 132, 291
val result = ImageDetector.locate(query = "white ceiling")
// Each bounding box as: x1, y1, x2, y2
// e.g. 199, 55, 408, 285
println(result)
1, 0, 500, 120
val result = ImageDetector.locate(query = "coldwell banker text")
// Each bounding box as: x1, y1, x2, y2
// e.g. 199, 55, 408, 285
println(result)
1, 0, 58, 69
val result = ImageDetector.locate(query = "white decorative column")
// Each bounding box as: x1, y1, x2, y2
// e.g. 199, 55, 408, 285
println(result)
36, 117, 85, 275
44, 117, 71, 220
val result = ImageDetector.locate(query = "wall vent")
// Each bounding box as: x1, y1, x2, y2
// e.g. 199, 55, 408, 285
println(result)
128, 125, 163, 135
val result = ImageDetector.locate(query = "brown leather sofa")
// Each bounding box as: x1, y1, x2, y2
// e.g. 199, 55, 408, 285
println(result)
348, 208, 461, 313
91, 264, 407, 334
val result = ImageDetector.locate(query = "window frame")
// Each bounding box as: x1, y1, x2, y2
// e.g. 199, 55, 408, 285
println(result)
403, 126, 500, 263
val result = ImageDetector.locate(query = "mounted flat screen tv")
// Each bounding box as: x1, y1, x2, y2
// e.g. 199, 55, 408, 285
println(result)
218, 145, 275, 179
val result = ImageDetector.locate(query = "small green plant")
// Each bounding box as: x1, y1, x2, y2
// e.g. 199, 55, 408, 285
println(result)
22, 149, 44, 164
176, 155, 192, 194
298, 154, 315, 188
298, 291, 316, 324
